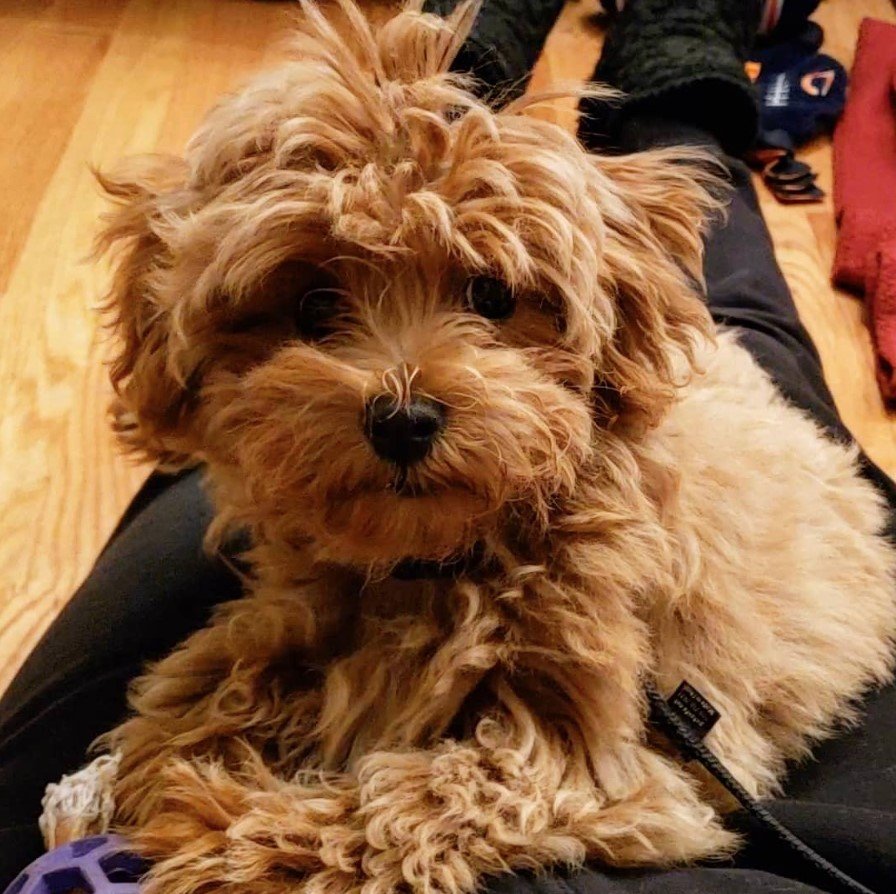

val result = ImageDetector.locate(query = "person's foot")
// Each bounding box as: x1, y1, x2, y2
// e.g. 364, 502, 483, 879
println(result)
583, 0, 764, 155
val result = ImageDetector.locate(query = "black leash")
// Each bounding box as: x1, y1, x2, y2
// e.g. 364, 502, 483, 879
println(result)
645, 680, 879, 894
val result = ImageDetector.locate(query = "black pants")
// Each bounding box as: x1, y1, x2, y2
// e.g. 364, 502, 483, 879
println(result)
3, 29, 896, 894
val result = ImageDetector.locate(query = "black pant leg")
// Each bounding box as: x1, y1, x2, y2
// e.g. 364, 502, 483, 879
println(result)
568, 114, 896, 894
710, 161, 896, 526
609, 115, 896, 522
0, 470, 241, 886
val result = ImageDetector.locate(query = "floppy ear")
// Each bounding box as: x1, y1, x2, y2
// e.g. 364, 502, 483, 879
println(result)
589, 146, 723, 432
95, 154, 198, 467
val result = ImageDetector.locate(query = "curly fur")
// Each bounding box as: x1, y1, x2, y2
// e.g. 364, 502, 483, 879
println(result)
93, 2, 896, 892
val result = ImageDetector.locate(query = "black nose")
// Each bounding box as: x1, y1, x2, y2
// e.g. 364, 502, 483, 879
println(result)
365, 396, 446, 465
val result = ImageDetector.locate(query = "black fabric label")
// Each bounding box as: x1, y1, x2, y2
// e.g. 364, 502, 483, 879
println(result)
667, 681, 721, 740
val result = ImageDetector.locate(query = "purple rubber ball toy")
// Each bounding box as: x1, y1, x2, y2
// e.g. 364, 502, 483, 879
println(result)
3, 835, 147, 894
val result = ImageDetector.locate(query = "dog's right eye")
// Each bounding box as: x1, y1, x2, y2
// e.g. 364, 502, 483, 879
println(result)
295, 284, 341, 339
466, 276, 516, 320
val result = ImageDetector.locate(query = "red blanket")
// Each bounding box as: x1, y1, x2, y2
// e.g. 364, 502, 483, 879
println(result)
833, 18, 896, 399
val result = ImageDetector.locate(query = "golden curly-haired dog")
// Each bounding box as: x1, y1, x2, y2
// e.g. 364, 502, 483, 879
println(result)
92, 1, 895, 891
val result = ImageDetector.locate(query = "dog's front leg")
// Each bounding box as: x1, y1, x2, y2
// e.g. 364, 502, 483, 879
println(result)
108, 586, 336, 825
105, 585, 375, 894
125, 756, 366, 894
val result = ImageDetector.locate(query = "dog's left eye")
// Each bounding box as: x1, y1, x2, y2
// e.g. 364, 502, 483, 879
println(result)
295, 284, 341, 339
466, 276, 516, 320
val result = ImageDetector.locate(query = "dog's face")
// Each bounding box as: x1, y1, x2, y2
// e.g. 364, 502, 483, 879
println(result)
99, 0, 715, 569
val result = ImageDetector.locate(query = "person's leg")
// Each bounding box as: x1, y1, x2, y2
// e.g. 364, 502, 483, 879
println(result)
572, 3, 896, 892
0, 470, 242, 884
609, 114, 896, 521
579, 0, 896, 522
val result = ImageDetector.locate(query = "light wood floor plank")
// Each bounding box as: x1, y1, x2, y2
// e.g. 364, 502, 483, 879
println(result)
0, 0, 286, 693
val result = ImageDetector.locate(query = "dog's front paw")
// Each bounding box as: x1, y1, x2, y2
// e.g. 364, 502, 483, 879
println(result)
40, 753, 121, 848
126, 757, 366, 894
351, 740, 584, 894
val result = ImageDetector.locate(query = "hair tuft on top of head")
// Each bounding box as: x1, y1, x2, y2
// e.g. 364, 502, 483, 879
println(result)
291, 0, 482, 88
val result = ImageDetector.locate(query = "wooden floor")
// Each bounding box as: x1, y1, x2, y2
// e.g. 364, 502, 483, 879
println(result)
1, 0, 895, 697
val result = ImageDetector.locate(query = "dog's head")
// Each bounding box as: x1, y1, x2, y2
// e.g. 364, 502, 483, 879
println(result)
98, 0, 717, 569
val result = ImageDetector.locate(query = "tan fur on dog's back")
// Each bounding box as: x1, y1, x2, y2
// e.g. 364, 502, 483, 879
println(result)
91, 2, 895, 892
652, 332, 895, 795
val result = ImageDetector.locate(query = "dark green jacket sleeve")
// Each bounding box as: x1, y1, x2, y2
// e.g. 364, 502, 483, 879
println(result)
424, 0, 566, 102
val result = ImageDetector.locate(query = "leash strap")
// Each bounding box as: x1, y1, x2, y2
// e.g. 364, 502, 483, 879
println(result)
645, 680, 879, 894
